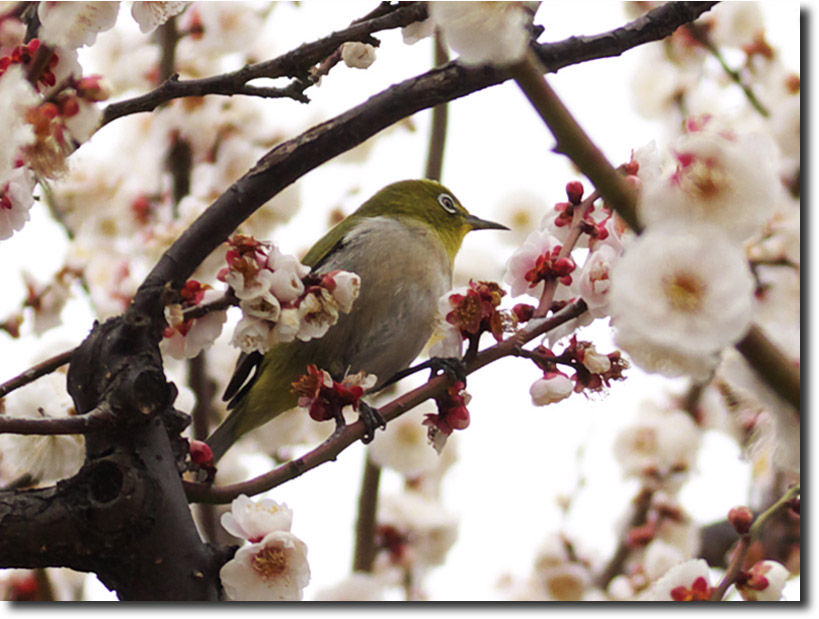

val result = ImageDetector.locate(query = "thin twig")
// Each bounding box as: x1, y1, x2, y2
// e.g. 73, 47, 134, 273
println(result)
0, 349, 75, 399
685, 23, 770, 117
710, 484, 800, 600
101, 3, 429, 126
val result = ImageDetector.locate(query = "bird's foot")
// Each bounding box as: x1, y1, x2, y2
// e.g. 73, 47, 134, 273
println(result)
358, 401, 386, 443
427, 356, 467, 384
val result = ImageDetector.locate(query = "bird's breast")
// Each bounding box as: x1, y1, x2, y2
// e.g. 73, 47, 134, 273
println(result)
317, 216, 453, 385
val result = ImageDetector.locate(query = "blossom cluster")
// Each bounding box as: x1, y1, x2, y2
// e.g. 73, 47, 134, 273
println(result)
528, 336, 628, 407
217, 235, 360, 356
218, 494, 310, 601
291, 364, 376, 424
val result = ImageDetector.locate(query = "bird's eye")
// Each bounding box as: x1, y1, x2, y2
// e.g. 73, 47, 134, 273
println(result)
438, 193, 457, 214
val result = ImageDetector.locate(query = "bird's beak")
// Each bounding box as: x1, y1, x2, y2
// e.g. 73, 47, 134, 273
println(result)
466, 214, 509, 231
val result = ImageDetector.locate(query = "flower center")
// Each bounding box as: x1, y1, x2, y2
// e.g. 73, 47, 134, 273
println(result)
671, 576, 713, 601
676, 155, 733, 203
663, 271, 706, 314
251, 545, 287, 583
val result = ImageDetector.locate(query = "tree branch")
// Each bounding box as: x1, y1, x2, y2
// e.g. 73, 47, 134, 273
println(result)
131, 1, 718, 317
184, 299, 589, 504
0, 349, 74, 399
100, 2, 430, 126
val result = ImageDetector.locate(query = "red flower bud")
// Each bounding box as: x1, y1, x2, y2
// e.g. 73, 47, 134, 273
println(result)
728, 505, 754, 535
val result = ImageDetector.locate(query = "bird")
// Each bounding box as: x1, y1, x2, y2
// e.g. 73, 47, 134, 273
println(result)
206, 179, 507, 462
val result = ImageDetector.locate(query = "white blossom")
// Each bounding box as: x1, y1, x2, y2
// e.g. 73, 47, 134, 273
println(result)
709, 2, 765, 48
341, 41, 377, 69
0, 372, 84, 485
131, 1, 189, 34
643, 539, 688, 583
295, 288, 339, 342
535, 563, 592, 602
581, 345, 611, 375
219, 530, 310, 601
378, 491, 458, 568
646, 559, 713, 601
610, 225, 754, 376
576, 244, 618, 318
266, 248, 309, 303
225, 264, 275, 301
430, 1, 531, 66
63, 99, 102, 144
325, 270, 360, 314
504, 228, 563, 298
0, 166, 36, 241
240, 288, 281, 322
0, 65, 37, 181
38, 2, 120, 49
221, 494, 293, 542
613, 404, 701, 477
529, 372, 573, 406
736, 560, 790, 602
161, 287, 227, 360
231, 315, 274, 354
271, 307, 301, 344
639, 129, 780, 243
369, 409, 441, 478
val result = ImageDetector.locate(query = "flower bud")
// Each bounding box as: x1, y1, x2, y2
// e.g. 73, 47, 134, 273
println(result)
728, 505, 754, 535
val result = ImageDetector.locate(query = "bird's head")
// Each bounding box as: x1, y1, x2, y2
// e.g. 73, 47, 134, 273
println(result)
354, 179, 508, 262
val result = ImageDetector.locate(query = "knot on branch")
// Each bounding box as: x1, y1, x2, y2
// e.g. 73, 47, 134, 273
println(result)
67, 308, 175, 438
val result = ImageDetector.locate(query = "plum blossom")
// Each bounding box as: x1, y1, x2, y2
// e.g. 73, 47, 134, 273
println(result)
0, 372, 84, 486
0, 166, 36, 241
529, 372, 573, 406
341, 41, 377, 69
161, 283, 227, 360
221, 494, 293, 542
639, 128, 780, 243
131, 1, 189, 34
613, 404, 701, 478
430, 2, 531, 66
610, 225, 754, 378
231, 315, 274, 355
736, 560, 790, 602
219, 530, 310, 601
219, 495, 310, 601
647, 559, 714, 601
504, 228, 571, 298
38, 2, 120, 49
0, 66, 38, 182
369, 409, 442, 479
576, 244, 619, 318
377, 491, 458, 569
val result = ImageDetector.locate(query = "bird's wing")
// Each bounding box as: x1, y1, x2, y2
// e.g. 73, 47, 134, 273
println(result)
222, 350, 264, 408
300, 215, 365, 271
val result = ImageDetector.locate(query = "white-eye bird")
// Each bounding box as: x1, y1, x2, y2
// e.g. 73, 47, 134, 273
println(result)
207, 179, 507, 461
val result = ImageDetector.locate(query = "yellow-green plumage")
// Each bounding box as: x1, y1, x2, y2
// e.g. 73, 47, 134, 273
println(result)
206, 179, 506, 461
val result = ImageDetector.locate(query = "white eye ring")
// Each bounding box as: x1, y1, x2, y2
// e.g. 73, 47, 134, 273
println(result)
438, 193, 457, 214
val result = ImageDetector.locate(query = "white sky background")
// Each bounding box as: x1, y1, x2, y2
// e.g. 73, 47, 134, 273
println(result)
0, 0, 804, 605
